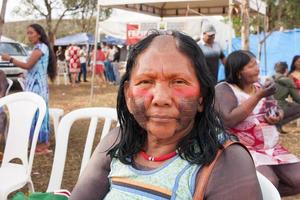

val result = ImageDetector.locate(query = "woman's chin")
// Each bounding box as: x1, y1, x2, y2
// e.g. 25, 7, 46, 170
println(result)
147, 126, 178, 140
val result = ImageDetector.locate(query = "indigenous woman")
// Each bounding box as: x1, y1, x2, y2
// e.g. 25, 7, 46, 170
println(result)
289, 55, 300, 92
70, 31, 261, 200
215, 50, 300, 196
1, 23, 56, 154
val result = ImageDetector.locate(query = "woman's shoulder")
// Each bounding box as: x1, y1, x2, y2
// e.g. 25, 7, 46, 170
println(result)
34, 43, 49, 55
215, 81, 234, 92
204, 141, 262, 199
289, 71, 300, 80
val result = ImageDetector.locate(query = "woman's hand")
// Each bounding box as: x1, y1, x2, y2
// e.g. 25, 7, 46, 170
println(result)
256, 81, 276, 99
1, 53, 11, 61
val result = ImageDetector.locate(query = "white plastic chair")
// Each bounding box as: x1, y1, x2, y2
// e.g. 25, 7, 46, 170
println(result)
56, 61, 69, 85
256, 171, 281, 200
17, 77, 25, 91
46, 107, 118, 192
49, 108, 64, 138
0, 92, 46, 200
5, 78, 13, 96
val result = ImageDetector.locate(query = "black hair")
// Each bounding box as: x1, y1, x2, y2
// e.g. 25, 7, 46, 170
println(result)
108, 30, 225, 166
28, 23, 57, 81
274, 62, 288, 74
225, 50, 256, 85
289, 55, 300, 74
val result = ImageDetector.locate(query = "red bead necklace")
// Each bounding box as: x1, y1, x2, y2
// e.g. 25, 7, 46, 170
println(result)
139, 150, 178, 162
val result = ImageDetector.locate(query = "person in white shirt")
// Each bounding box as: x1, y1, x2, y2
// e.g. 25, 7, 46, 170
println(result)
199, 24, 226, 84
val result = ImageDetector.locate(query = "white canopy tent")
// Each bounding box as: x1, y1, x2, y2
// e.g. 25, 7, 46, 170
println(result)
98, 0, 266, 16
100, 13, 232, 49
90, 0, 267, 102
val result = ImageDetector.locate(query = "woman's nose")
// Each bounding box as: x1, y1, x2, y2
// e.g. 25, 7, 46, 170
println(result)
151, 83, 172, 106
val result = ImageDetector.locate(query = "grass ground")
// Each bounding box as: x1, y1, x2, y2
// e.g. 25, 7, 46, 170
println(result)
3, 80, 300, 199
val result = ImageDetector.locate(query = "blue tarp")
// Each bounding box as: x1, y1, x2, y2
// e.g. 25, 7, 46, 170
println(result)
218, 29, 300, 81
55, 33, 95, 46
101, 35, 125, 45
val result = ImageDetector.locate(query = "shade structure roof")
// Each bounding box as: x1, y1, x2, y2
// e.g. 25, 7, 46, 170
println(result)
98, 0, 267, 16
55, 33, 95, 46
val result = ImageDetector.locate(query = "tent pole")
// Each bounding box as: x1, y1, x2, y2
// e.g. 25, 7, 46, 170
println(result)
90, 1, 101, 105
228, 0, 233, 53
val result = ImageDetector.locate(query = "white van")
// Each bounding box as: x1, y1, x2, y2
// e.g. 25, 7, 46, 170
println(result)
0, 40, 27, 81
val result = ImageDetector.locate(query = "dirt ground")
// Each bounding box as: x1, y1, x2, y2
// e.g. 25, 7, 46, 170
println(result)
3, 79, 300, 199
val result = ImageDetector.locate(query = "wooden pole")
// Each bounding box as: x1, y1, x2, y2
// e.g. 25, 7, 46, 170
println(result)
0, 0, 8, 40
241, 0, 250, 50
228, 0, 234, 53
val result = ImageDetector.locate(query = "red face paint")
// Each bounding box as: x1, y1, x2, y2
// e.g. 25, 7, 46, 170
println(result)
172, 86, 200, 98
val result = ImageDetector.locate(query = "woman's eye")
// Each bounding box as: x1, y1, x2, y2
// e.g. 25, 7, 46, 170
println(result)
172, 79, 187, 85
137, 80, 153, 85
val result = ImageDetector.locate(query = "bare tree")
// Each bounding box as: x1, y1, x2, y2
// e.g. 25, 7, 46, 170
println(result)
15, 0, 81, 45
241, 0, 250, 50
68, 0, 111, 32
0, 0, 8, 39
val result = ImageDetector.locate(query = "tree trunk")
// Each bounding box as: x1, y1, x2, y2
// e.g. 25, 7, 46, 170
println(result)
241, 0, 250, 50
0, 0, 8, 39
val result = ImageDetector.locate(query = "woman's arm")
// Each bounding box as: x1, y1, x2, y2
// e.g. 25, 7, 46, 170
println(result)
214, 83, 262, 127
215, 82, 276, 128
70, 127, 120, 200
204, 145, 263, 200
1, 49, 42, 70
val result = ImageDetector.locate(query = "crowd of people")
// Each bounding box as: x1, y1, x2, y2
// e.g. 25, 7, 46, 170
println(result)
0, 22, 300, 199
56, 42, 122, 87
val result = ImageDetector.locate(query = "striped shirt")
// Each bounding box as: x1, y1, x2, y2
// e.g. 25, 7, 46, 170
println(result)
104, 155, 201, 200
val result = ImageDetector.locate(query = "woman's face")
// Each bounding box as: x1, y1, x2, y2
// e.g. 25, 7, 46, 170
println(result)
294, 58, 300, 70
238, 58, 260, 85
27, 27, 40, 44
125, 36, 203, 141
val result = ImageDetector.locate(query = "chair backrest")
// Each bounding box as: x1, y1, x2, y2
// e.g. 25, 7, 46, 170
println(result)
256, 171, 281, 200
5, 78, 13, 96
57, 61, 68, 75
47, 107, 118, 192
17, 77, 25, 91
1, 92, 46, 176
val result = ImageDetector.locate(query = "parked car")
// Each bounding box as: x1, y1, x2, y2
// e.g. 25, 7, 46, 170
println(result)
0, 41, 27, 81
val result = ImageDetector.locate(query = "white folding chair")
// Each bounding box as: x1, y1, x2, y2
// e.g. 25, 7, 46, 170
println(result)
0, 92, 46, 200
256, 171, 281, 200
46, 107, 118, 192
49, 108, 64, 138
5, 78, 13, 96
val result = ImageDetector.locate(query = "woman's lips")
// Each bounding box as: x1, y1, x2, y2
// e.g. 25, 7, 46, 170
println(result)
148, 115, 177, 122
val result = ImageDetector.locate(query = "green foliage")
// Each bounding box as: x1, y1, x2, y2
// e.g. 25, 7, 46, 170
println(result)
10, 0, 111, 44
224, 0, 300, 37
2, 18, 96, 45
266, 0, 300, 30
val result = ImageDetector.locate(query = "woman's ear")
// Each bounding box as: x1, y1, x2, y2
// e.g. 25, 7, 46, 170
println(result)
197, 97, 204, 112
124, 81, 133, 114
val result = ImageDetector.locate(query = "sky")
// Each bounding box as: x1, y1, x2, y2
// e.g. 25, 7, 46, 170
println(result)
5, 0, 34, 22
4, 0, 155, 22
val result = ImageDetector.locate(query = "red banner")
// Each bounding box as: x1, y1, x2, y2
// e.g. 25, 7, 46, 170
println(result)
126, 24, 145, 45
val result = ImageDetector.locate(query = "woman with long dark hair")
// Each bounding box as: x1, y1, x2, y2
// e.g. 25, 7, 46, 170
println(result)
289, 55, 300, 92
1, 23, 57, 154
215, 50, 300, 196
70, 31, 261, 200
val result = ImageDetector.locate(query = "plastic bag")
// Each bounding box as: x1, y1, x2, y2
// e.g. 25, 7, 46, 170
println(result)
12, 190, 70, 200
